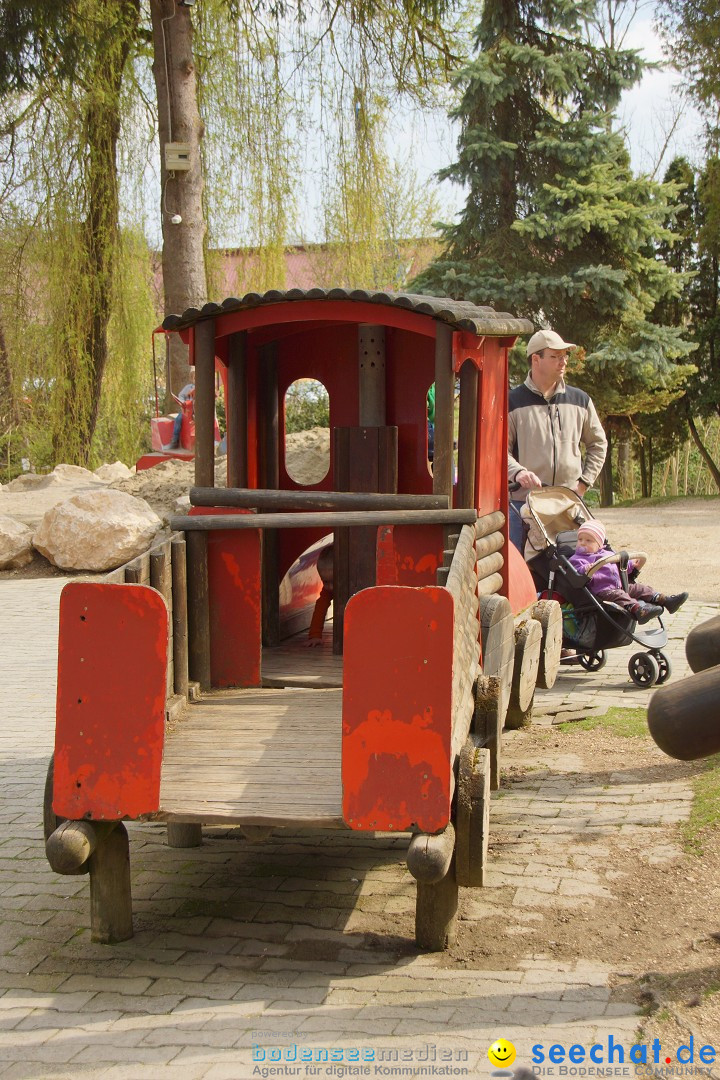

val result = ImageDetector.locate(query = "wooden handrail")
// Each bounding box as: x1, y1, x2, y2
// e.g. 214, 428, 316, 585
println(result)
171, 508, 477, 531
189, 487, 451, 511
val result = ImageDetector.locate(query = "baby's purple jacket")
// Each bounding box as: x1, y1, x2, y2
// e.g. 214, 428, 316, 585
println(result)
568, 547, 636, 594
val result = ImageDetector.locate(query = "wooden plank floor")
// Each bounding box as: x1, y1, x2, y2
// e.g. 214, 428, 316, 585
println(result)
157, 688, 344, 826
262, 623, 343, 688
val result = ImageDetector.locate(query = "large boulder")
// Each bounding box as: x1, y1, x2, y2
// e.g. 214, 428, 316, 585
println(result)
0, 514, 34, 569
33, 490, 162, 571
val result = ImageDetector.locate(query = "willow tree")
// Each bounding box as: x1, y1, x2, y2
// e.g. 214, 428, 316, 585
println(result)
0, 1, 157, 470
151, 0, 457, 394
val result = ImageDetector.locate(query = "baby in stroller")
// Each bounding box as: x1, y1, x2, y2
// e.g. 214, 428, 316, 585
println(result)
569, 521, 688, 624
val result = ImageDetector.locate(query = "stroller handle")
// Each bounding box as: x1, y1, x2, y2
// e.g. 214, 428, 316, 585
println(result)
584, 550, 648, 578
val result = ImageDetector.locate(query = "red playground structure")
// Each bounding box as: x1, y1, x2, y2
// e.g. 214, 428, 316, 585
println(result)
44, 289, 562, 950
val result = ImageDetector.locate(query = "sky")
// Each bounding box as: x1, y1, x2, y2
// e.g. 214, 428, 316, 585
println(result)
389, 6, 705, 234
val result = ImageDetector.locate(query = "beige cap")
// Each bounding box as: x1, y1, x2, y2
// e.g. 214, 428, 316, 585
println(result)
526, 329, 577, 357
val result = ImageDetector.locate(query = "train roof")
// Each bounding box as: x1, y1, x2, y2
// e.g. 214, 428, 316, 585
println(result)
161, 288, 534, 338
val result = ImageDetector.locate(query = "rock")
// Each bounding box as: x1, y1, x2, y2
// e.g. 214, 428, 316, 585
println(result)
94, 461, 133, 482
0, 514, 34, 569
33, 490, 163, 571
3, 472, 64, 492
52, 463, 104, 484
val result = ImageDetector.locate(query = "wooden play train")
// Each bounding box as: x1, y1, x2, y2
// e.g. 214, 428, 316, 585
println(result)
44, 289, 563, 950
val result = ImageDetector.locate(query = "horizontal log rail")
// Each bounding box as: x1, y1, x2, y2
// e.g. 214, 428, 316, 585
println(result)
475, 510, 505, 539
171, 509, 478, 531
190, 487, 451, 511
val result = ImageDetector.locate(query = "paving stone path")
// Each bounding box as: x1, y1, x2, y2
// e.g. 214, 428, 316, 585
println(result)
1, 579, 716, 1080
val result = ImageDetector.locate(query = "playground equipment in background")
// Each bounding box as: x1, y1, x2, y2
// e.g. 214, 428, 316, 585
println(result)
44, 288, 563, 951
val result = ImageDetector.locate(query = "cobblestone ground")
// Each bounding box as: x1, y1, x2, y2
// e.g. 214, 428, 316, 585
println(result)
1, 580, 716, 1080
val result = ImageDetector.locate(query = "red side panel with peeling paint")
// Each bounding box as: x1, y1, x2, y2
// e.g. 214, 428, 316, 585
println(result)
189, 506, 262, 688
375, 525, 444, 587
507, 541, 539, 615
342, 586, 453, 832
53, 583, 168, 820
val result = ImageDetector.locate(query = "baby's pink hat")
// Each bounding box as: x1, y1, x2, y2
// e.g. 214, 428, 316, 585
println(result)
577, 520, 606, 546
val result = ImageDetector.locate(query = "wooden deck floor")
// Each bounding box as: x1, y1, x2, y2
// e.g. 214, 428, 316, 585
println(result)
157, 687, 343, 826
261, 626, 342, 688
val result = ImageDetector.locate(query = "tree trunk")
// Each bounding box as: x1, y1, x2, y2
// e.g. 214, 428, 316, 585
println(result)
150, 0, 208, 403
599, 427, 614, 506
687, 412, 720, 493
52, 1, 139, 466
639, 438, 649, 499
617, 433, 632, 500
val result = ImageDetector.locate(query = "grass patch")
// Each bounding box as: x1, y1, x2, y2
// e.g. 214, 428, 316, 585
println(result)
555, 706, 647, 737
682, 753, 720, 855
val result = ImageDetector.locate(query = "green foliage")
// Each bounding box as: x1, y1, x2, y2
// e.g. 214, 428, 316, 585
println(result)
415, 0, 695, 438
284, 379, 330, 433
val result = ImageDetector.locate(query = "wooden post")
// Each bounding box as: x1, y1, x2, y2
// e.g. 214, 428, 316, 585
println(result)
227, 330, 247, 489
194, 319, 216, 490
358, 325, 386, 426
258, 342, 280, 647
186, 530, 211, 690
415, 858, 459, 951
150, 544, 173, 700
88, 823, 133, 944
433, 322, 455, 502
332, 426, 398, 654
171, 535, 189, 698
167, 822, 202, 847
457, 360, 478, 510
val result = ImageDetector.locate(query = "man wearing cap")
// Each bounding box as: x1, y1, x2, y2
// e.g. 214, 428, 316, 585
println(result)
508, 329, 607, 551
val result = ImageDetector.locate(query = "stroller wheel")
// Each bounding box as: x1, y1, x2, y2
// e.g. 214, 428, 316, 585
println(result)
578, 651, 606, 672
629, 651, 660, 688
654, 651, 672, 685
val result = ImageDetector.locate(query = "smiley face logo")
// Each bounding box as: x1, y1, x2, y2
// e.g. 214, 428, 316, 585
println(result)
488, 1039, 516, 1069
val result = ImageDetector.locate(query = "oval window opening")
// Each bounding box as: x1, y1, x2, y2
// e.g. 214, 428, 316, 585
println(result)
284, 379, 330, 485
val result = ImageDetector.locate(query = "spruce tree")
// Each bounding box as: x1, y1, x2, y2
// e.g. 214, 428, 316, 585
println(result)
414, 0, 696, 457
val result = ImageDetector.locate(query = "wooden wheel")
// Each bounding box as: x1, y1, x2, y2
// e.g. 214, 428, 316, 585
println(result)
531, 599, 563, 689
43, 754, 88, 876
455, 737, 490, 887
478, 594, 515, 731
506, 618, 541, 730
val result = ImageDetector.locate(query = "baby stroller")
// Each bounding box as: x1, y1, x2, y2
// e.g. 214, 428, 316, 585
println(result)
521, 487, 671, 687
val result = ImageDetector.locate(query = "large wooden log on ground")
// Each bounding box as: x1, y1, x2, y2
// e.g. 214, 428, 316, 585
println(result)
530, 599, 563, 690
647, 665, 720, 761
686, 615, 720, 674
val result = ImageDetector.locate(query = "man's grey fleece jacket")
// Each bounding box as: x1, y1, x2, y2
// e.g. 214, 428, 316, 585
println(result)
507, 375, 607, 495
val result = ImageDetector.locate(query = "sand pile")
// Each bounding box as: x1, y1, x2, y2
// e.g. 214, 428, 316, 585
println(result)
285, 427, 330, 485
111, 426, 331, 518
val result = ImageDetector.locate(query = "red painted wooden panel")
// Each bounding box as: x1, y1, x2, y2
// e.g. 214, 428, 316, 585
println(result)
53, 583, 168, 820
507, 542, 539, 615
188, 507, 262, 687
375, 525, 443, 588
342, 586, 453, 832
